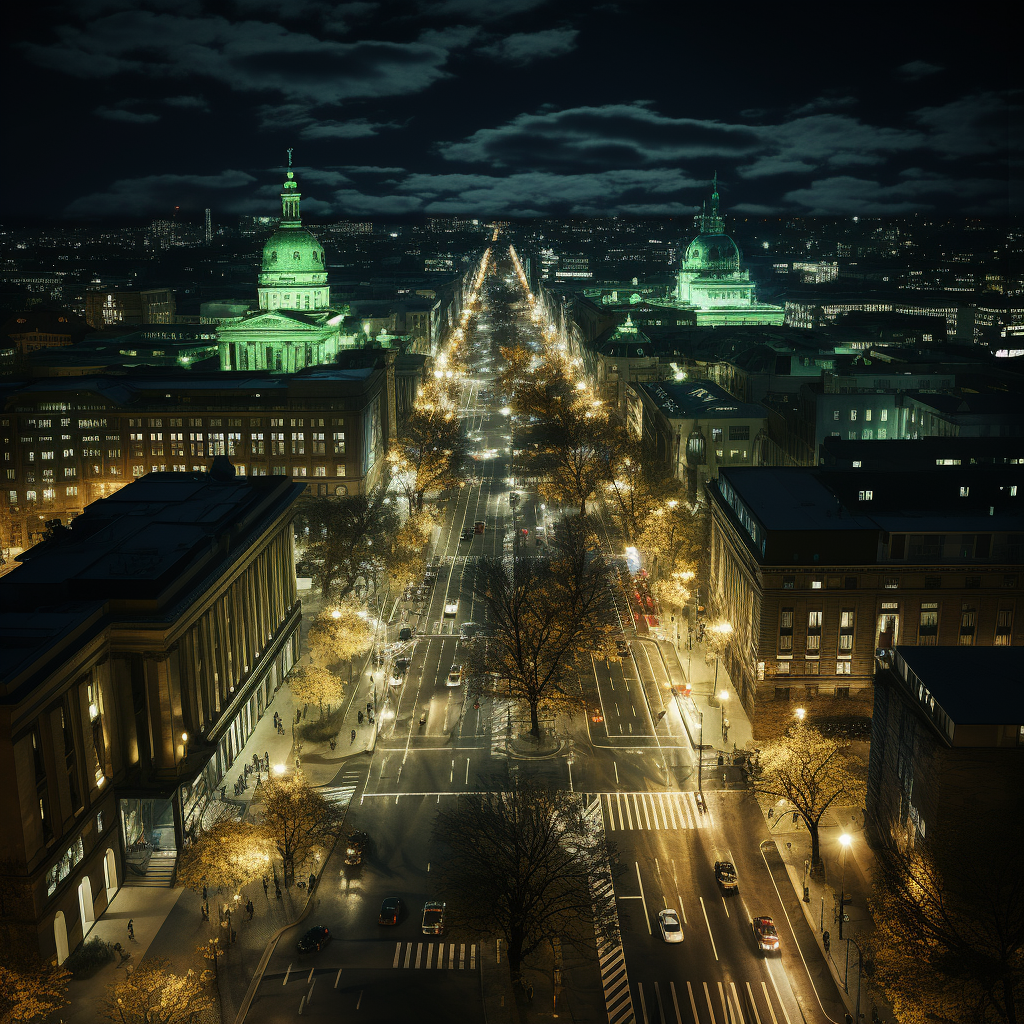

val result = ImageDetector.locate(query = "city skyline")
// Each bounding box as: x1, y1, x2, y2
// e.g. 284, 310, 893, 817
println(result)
4, 0, 1018, 220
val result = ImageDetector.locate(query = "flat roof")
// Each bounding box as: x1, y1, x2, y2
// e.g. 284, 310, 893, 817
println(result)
633, 380, 765, 420
893, 646, 1024, 725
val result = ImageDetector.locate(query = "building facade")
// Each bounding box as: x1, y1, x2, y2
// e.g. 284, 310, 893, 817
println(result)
705, 464, 1023, 733
0, 469, 303, 962
84, 289, 176, 331
1, 358, 397, 554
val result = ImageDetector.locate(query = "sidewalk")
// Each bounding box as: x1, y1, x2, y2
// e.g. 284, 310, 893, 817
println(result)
754, 776, 895, 1024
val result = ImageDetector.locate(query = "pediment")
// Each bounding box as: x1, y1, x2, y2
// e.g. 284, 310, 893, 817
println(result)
219, 311, 327, 333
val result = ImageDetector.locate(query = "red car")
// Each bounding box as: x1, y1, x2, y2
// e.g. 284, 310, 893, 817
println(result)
752, 916, 780, 954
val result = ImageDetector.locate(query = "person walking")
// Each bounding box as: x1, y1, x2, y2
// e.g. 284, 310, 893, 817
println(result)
308, 872, 316, 892
127, 919, 135, 942
263, 876, 269, 897
246, 899, 254, 921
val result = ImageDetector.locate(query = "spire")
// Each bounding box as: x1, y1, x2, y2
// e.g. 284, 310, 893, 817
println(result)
280, 149, 301, 225
697, 173, 725, 235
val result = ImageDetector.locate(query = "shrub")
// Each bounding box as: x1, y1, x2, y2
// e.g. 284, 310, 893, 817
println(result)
65, 936, 115, 978
299, 707, 344, 744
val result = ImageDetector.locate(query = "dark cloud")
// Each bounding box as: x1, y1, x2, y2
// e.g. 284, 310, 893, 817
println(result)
421, 0, 552, 22
479, 28, 578, 64
257, 104, 396, 139
65, 169, 257, 217
164, 94, 209, 110
94, 105, 161, 123
912, 91, 1020, 157
897, 60, 943, 80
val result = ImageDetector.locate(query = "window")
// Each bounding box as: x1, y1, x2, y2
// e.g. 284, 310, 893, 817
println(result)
290, 437, 305, 456
712, 427, 723, 441
272, 465, 286, 476
335, 464, 346, 477
806, 610, 822, 655
880, 409, 888, 422
835, 686, 850, 698
909, 534, 944, 559
170, 433, 184, 457
960, 486, 969, 498
227, 432, 242, 455
293, 466, 307, 477
729, 425, 749, 441
333, 432, 346, 455
65, 486, 78, 497
311, 432, 326, 455
995, 609, 1013, 646
959, 605, 976, 646
890, 534, 906, 559
865, 409, 872, 422
251, 433, 265, 456
885, 577, 899, 589
858, 490, 873, 501
850, 409, 857, 421
270, 433, 286, 456
782, 575, 794, 590
271, 418, 284, 427
833, 410, 840, 421
805, 660, 820, 675
314, 466, 326, 477
919, 603, 938, 645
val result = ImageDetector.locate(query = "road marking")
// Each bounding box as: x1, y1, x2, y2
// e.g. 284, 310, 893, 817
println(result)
722, 896, 730, 918
702, 981, 716, 1024
767, 969, 793, 1024
745, 982, 763, 1024
636, 861, 651, 935
460, 943, 466, 969
307, 968, 314, 983
669, 982, 683, 1024
465, 758, 470, 784
640, 794, 653, 830
437, 943, 445, 969
470, 944, 476, 969
613, 760, 620, 785
686, 982, 700, 1023
637, 983, 649, 1024
700, 897, 718, 960
631, 704, 637, 717
761, 982, 779, 1024
334, 969, 342, 988
718, 983, 728, 1024
415, 943, 422, 968
654, 981, 667, 1024
283, 964, 292, 986
404, 943, 412, 968
426, 943, 434, 969
356, 990, 363, 1010
624, 794, 633, 829
597, 792, 706, 830
308, 978, 316, 1003
448, 944, 455, 969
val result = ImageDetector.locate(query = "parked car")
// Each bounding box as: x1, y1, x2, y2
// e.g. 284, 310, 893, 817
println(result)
378, 898, 401, 926
658, 909, 683, 943
297, 925, 331, 953
398, 626, 413, 641
421, 901, 445, 935
752, 916, 780, 954
715, 861, 738, 891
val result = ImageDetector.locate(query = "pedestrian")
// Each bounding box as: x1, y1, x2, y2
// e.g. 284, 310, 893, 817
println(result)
302, 705, 307, 720
273, 711, 278, 729
246, 899, 254, 920
308, 873, 316, 892
275, 883, 282, 899
221, 785, 226, 801
263, 877, 269, 897
264, 752, 269, 770
296, 709, 301, 725
350, 729, 356, 743
202, 884, 208, 901
127, 919, 135, 942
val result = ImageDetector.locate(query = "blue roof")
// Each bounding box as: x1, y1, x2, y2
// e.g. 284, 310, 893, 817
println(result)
633, 380, 765, 420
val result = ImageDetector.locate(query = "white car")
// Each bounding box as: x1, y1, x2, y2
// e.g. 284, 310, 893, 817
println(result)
443, 600, 459, 618
446, 665, 463, 687
658, 909, 683, 944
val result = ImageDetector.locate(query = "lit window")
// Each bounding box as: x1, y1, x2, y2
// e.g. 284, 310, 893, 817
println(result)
858, 490, 873, 501
836, 662, 851, 675
960, 486, 969, 497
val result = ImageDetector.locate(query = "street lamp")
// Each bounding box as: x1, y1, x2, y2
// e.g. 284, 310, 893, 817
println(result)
795, 706, 806, 723
181, 732, 189, 758
838, 833, 852, 940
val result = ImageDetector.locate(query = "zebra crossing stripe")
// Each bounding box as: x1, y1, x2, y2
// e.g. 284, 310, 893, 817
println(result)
404, 943, 413, 968
318, 784, 356, 808
426, 943, 434, 970
415, 943, 423, 969
591, 792, 708, 830
470, 944, 476, 969
393, 942, 401, 968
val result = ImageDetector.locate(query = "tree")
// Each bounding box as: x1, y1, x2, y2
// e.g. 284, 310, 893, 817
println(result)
307, 601, 375, 682
388, 406, 469, 513
258, 772, 342, 885
431, 773, 616, 984
298, 491, 400, 602
99, 959, 211, 1024
468, 516, 617, 738
175, 821, 273, 897
753, 725, 866, 868
385, 507, 439, 592
0, 955, 70, 1024
650, 568, 695, 610
868, 823, 1024, 1024
289, 665, 344, 720
635, 500, 706, 582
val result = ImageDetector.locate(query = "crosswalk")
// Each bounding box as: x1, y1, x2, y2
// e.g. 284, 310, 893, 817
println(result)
591, 791, 709, 831
391, 941, 476, 971
318, 784, 357, 809
632, 978, 794, 1024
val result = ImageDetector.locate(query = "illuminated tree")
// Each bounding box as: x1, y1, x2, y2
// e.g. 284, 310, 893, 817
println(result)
868, 823, 1024, 1024
432, 773, 616, 985
307, 601, 375, 682
299, 490, 400, 601
99, 959, 211, 1024
650, 568, 696, 609
385, 507, 439, 592
468, 516, 617, 738
288, 665, 344, 720
259, 772, 342, 885
176, 821, 273, 897
0, 955, 70, 1024
753, 724, 866, 868
388, 407, 469, 513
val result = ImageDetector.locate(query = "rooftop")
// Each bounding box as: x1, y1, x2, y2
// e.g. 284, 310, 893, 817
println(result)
632, 380, 765, 421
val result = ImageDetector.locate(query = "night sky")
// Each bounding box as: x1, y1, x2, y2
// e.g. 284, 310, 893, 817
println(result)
5, 0, 1018, 221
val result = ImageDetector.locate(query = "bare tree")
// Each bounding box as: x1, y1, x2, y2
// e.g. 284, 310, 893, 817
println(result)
753, 724, 866, 868
431, 774, 617, 984
868, 822, 1024, 1024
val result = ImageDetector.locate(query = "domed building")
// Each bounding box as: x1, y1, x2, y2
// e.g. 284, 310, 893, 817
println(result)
674, 178, 783, 325
218, 156, 358, 372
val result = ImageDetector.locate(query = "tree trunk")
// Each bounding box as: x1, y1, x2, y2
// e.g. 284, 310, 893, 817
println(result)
529, 703, 540, 740
507, 925, 524, 984
809, 818, 821, 869
1005, 978, 1017, 1024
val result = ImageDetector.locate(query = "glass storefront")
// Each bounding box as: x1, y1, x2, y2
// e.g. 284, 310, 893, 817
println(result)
119, 796, 177, 879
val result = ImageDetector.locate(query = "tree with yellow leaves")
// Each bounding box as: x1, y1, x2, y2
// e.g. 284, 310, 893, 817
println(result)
176, 820, 272, 897
289, 665, 344, 720
307, 601, 375, 682
99, 958, 211, 1024
259, 772, 343, 886
753, 724, 866, 869
0, 955, 70, 1024
387, 406, 469, 513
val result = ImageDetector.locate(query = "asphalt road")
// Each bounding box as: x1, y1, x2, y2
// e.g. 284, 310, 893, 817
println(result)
246, 256, 847, 1024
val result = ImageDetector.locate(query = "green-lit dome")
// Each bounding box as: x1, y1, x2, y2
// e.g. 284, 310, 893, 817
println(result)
684, 233, 740, 272
261, 227, 326, 277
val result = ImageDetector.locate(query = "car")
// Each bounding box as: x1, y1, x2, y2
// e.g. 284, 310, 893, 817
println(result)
345, 831, 368, 866
461, 528, 474, 541
447, 665, 463, 687
421, 901, 446, 935
752, 916, 780, 954
398, 627, 413, 641
671, 683, 693, 699
297, 925, 331, 953
658, 909, 683, 943
615, 639, 630, 656
395, 657, 411, 675
378, 898, 402, 926
715, 861, 738, 891
444, 600, 459, 617
474, 521, 485, 534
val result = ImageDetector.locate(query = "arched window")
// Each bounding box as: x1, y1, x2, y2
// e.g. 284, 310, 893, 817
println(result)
270, 251, 277, 262
293, 251, 301, 260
